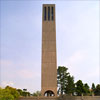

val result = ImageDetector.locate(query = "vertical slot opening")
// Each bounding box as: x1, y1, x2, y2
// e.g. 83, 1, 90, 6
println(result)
48, 7, 50, 21
51, 7, 54, 21
44, 7, 46, 21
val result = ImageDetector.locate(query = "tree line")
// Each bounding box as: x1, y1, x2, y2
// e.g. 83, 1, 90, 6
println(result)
0, 86, 41, 100
57, 66, 100, 96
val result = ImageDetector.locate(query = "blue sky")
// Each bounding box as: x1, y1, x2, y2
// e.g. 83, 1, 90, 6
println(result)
0, 0, 99, 93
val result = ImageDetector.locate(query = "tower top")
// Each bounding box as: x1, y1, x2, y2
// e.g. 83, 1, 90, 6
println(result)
43, 4, 55, 6
42, 4, 55, 21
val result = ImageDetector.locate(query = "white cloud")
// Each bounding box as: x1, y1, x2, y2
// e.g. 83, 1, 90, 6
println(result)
1, 81, 14, 87
0, 60, 14, 68
68, 50, 87, 65
18, 69, 40, 79
84, 66, 99, 79
1, 59, 41, 80
61, 50, 87, 68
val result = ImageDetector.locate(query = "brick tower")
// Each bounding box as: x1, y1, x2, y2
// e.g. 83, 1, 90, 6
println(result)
41, 4, 57, 97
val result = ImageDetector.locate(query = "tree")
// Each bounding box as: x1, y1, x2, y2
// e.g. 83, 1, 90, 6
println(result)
91, 83, 96, 93
65, 75, 75, 95
17, 89, 23, 96
0, 86, 31, 99
22, 89, 31, 97
33, 91, 41, 97
23, 89, 27, 92
57, 66, 69, 95
83, 83, 90, 95
0, 87, 14, 100
75, 80, 85, 96
5, 86, 20, 99
94, 84, 100, 96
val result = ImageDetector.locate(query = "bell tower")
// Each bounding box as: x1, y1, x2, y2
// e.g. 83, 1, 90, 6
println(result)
41, 4, 57, 97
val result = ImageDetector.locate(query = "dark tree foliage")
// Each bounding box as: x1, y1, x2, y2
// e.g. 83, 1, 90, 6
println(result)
75, 80, 91, 96
17, 89, 23, 96
57, 66, 99, 96
75, 80, 85, 96
23, 89, 27, 92
91, 83, 96, 93
21, 89, 31, 97
65, 75, 75, 95
57, 66, 75, 95
83, 83, 90, 95
33, 91, 41, 96
94, 84, 100, 96
57, 66, 69, 95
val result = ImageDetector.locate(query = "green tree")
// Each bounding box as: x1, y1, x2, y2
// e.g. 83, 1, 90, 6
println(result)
33, 91, 41, 97
91, 83, 96, 93
17, 89, 23, 96
0, 86, 31, 99
5, 86, 20, 99
65, 75, 75, 95
75, 80, 85, 96
94, 84, 100, 96
83, 83, 90, 95
57, 66, 69, 95
22, 89, 31, 97
26, 92, 31, 96
22, 91, 27, 97
23, 89, 27, 92
0, 87, 14, 100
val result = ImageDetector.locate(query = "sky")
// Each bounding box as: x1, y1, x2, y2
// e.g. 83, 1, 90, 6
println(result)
0, 0, 99, 93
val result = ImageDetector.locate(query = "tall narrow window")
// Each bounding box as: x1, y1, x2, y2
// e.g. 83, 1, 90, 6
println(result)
51, 7, 54, 21
48, 7, 50, 21
44, 7, 46, 21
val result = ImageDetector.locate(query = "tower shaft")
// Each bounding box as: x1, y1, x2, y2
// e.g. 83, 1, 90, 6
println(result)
41, 4, 57, 97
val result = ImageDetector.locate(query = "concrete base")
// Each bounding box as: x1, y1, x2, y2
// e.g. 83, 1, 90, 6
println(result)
19, 96, 100, 100
19, 97, 56, 100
